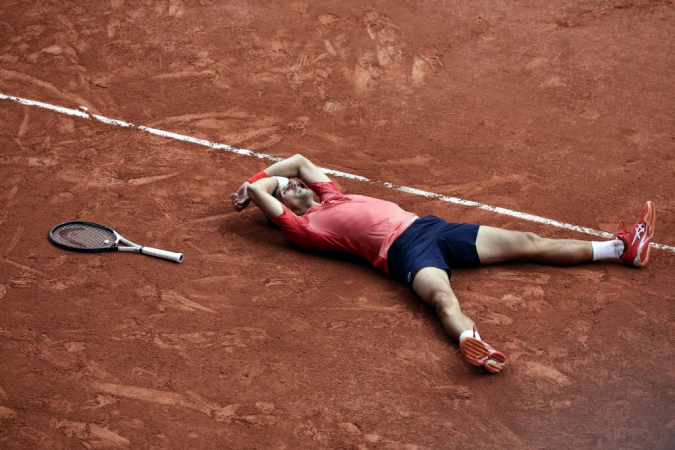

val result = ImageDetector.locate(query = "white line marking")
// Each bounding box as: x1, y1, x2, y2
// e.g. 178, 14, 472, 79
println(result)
0, 92, 89, 118
92, 114, 133, 127
1, 91, 672, 252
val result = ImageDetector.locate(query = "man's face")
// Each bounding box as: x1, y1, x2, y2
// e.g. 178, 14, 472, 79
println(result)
275, 179, 313, 212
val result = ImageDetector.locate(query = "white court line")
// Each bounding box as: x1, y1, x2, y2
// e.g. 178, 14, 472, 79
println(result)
1, 91, 672, 253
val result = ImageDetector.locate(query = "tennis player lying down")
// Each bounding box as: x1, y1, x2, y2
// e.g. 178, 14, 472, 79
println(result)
231, 154, 656, 374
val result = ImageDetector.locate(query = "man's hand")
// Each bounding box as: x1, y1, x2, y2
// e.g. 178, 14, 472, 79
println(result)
231, 181, 251, 212
233, 154, 329, 214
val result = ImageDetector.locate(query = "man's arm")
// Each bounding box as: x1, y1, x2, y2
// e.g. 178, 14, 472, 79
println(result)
260, 154, 331, 184
246, 177, 284, 219
231, 154, 331, 212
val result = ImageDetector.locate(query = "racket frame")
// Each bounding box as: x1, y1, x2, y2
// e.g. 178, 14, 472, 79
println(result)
49, 221, 183, 263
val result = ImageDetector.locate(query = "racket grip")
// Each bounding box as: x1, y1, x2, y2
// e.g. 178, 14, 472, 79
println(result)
141, 246, 184, 263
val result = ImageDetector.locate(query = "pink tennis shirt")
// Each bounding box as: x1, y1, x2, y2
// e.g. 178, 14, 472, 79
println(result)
272, 182, 418, 274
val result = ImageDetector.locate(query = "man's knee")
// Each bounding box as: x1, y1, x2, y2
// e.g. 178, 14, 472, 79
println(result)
430, 291, 460, 316
520, 231, 544, 256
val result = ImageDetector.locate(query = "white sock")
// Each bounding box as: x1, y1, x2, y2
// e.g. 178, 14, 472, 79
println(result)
459, 329, 481, 341
591, 239, 625, 261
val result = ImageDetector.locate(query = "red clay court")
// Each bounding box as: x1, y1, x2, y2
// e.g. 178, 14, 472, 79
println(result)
1, 1, 674, 448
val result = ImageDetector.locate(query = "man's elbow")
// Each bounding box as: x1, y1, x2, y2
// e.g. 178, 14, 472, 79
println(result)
291, 154, 315, 173
291, 153, 309, 165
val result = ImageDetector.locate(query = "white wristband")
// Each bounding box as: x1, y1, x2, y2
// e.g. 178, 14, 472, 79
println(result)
273, 176, 289, 191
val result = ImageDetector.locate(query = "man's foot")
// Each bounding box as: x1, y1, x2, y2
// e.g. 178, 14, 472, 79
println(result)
459, 335, 506, 374
617, 201, 656, 267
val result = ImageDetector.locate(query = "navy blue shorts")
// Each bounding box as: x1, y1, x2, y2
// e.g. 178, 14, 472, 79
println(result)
387, 216, 481, 287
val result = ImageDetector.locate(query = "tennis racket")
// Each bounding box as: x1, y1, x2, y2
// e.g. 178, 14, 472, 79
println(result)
49, 221, 183, 263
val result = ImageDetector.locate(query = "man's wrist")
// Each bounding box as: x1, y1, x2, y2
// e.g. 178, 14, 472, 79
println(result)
247, 170, 268, 184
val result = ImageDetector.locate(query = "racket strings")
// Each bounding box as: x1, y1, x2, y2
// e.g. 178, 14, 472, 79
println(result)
51, 223, 116, 249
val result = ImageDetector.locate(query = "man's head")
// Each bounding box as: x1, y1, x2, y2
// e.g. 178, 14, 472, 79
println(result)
274, 179, 316, 215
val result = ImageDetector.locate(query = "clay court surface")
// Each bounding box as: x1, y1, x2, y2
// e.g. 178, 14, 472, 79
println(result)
1, 0, 674, 448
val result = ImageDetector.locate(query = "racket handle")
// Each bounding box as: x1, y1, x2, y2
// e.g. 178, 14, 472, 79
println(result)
141, 246, 184, 263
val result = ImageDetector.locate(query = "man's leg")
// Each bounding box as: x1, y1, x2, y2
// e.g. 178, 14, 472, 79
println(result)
412, 266, 506, 373
411, 267, 473, 340
476, 201, 656, 267
476, 226, 595, 265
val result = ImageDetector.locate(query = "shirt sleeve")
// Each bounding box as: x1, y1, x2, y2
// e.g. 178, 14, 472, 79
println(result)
271, 204, 311, 247
308, 181, 342, 202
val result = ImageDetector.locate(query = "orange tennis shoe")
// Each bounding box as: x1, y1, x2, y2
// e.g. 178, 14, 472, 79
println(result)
459, 328, 506, 374
617, 201, 656, 268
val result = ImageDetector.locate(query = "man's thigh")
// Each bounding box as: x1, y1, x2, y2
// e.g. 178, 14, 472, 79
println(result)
475, 226, 533, 265
411, 266, 453, 302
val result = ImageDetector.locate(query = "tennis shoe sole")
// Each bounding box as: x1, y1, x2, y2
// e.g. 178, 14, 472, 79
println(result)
459, 337, 506, 374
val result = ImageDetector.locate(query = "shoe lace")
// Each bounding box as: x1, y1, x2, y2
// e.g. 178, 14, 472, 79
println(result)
618, 220, 629, 234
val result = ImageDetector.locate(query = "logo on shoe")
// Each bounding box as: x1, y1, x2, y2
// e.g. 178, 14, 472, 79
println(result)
631, 223, 645, 245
